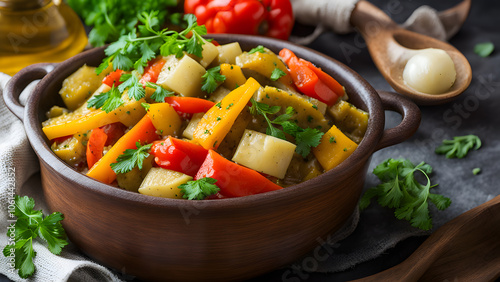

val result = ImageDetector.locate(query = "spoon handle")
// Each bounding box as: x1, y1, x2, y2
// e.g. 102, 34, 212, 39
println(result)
354, 195, 500, 281
350, 0, 399, 40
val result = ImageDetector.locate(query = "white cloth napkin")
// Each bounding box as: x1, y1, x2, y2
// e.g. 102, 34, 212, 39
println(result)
290, 0, 459, 45
0, 74, 123, 282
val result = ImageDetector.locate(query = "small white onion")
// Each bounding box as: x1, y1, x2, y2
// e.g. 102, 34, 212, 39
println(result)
403, 48, 456, 94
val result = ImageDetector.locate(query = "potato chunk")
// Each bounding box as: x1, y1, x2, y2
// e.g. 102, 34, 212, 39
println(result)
191, 38, 219, 68
232, 129, 296, 179
156, 55, 206, 97
328, 100, 369, 143
138, 168, 192, 199
217, 42, 243, 65
50, 131, 88, 167
59, 64, 109, 110
182, 112, 204, 140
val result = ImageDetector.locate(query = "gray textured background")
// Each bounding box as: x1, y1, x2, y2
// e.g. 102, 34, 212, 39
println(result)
255, 0, 500, 280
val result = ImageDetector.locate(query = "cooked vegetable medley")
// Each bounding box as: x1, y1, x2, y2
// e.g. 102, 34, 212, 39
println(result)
42, 14, 369, 200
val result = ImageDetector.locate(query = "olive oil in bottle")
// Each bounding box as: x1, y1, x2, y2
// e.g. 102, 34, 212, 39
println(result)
0, 0, 87, 75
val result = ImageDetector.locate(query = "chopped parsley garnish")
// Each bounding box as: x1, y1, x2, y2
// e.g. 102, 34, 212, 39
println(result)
178, 177, 220, 200
118, 73, 146, 100
96, 13, 207, 75
146, 82, 175, 102
360, 158, 451, 230
472, 168, 481, 175
435, 134, 481, 159
201, 66, 226, 93
3, 195, 68, 278
248, 45, 266, 54
111, 142, 152, 174
141, 102, 151, 111
249, 98, 324, 157
87, 86, 124, 113
270, 68, 286, 81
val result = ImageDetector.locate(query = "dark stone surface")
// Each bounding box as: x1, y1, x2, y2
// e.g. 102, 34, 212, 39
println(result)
253, 0, 500, 281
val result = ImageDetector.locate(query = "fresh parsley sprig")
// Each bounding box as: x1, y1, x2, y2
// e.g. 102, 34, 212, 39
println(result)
87, 86, 124, 113
249, 99, 324, 157
360, 158, 451, 230
3, 195, 68, 279
178, 178, 220, 200
435, 134, 481, 159
201, 66, 226, 93
146, 82, 175, 102
66, 0, 179, 47
118, 72, 146, 101
96, 12, 207, 75
111, 142, 152, 174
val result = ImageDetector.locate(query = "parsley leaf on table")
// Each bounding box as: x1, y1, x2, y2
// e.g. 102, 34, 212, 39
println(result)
359, 158, 451, 230
201, 66, 226, 94
435, 134, 481, 159
3, 195, 68, 279
178, 178, 220, 200
111, 142, 153, 174
249, 99, 324, 157
474, 42, 495, 57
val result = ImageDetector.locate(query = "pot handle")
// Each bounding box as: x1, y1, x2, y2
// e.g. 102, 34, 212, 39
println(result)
375, 90, 421, 151
3, 63, 57, 121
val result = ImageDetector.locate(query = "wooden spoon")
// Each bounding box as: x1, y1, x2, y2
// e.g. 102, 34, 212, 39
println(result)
354, 195, 500, 281
350, 0, 472, 105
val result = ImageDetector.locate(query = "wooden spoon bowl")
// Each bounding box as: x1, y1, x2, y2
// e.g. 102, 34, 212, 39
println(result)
351, 0, 472, 105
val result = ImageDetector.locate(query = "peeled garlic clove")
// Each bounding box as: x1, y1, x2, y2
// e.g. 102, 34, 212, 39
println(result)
403, 48, 456, 94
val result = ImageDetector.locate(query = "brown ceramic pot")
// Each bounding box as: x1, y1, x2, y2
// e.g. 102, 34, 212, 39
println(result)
3, 34, 421, 281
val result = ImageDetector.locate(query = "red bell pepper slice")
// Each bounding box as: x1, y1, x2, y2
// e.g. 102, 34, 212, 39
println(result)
184, 0, 294, 40
279, 48, 345, 106
164, 96, 215, 119
151, 137, 209, 177
100, 122, 127, 146
86, 127, 108, 169
139, 57, 167, 85
195, 150, 283, 197
102, 69, 124, 87
86, 115, 160, 184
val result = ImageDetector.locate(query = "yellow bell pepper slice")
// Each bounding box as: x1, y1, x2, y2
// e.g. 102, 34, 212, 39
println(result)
312, 125, 358, 171
87, 114, 159, 184
193, 77, 260, 150
220, 63, 247, 90
42, 85, 146, 140
236, 47, 294, 89
146, 103, 182, 137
